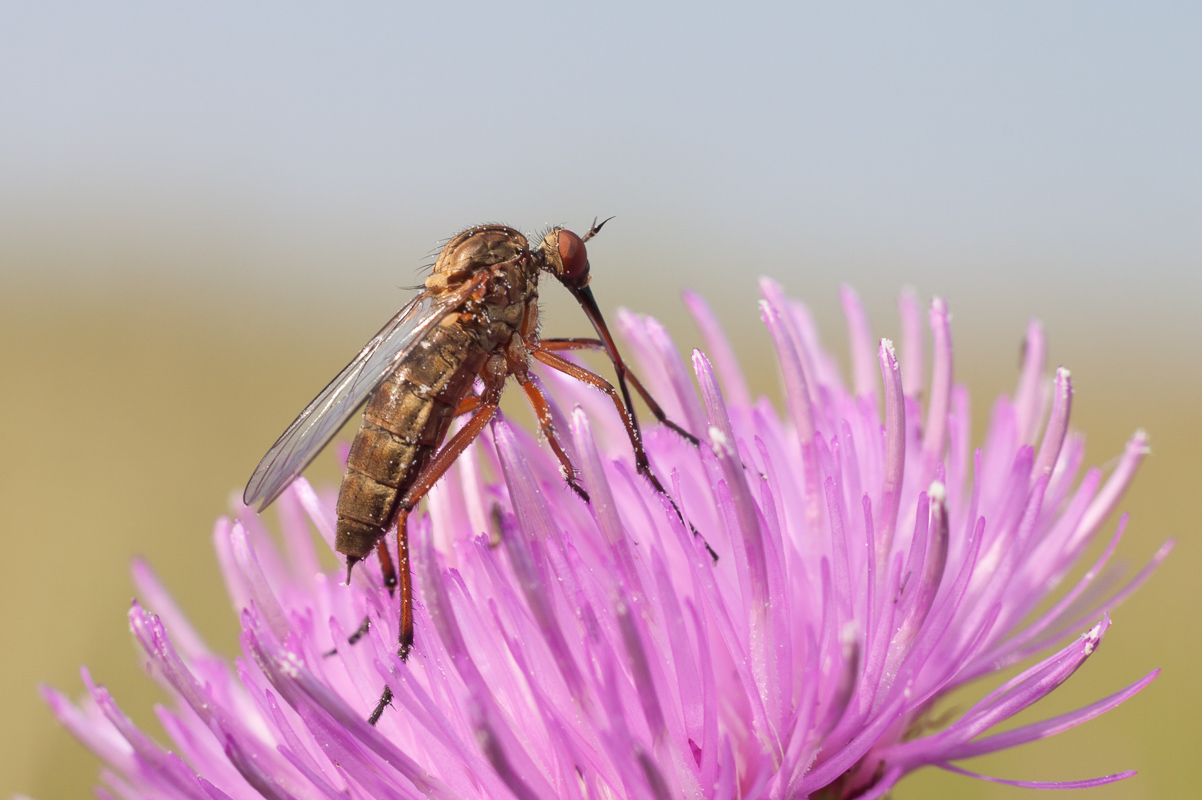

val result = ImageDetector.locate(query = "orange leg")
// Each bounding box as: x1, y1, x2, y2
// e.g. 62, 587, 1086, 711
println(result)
518, 377, 589, 502
540, 337, 700, 446
532, 347, 718, 562
376, 539, 397, 594
394, 507, 416, 660
394, 401, 500, 660
368, 401, 500, 726
453, 394, 484, 417
373, 387, 482, 605
534, 349, 658, 481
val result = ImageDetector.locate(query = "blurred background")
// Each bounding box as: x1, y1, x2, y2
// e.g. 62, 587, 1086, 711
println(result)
2, 3, 1198, 798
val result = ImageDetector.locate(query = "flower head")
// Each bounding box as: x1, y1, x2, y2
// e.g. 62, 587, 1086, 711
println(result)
45, 283, 1165, 799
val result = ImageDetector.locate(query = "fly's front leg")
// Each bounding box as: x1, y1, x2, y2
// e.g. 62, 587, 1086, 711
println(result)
544, 337, 765, 484
518, 377, 589, 503
533, 349, 653, 474
540, 337, 700, 446
532, 347, 718, 562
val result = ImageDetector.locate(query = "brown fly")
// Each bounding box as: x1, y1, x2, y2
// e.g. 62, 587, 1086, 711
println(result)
244, 220, 703, 718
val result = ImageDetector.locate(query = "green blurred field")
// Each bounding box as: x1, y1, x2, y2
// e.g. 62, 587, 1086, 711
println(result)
1, 256, 1198, 800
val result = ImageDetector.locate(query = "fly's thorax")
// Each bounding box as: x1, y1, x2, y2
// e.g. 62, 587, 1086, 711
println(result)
458, 254, 540, 352
425, 225, 529, 291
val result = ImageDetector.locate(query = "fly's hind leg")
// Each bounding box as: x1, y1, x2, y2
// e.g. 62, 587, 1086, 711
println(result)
368, 399, 500, 725
368, 686, 394, 726
532, 347, 719, 562
395, 402, 499, 659
323, 614, 374, 657
333, 393, 493, 662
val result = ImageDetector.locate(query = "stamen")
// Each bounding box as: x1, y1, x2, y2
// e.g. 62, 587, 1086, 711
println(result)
1032, 367, 1073, 483
922, 298, 953, 468
842, 285, 879, 401
684, 290, 752, 408
898, 288, 925, 399
878, 340, 906, 565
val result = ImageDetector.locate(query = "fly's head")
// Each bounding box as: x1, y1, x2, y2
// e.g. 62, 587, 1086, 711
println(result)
539, 227, 592, 291
539, 217, 613, 292
539, 218, 631, 375
426, 225, 529, 292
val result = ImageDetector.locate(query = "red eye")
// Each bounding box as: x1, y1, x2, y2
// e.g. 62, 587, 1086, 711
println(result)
557, 229, 589, 282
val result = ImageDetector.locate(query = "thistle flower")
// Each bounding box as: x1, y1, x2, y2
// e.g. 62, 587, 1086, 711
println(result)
44, 282, 1166, 799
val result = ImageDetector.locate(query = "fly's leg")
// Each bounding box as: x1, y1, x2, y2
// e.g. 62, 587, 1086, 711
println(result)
543, 337, 763, 482
342, 394, 485, 658
532, 348, 718, 562
453, 394, 484, 417
394, 507, 416, 661
540, 337, 701, 446
346, 617, 373, 645
395, 402, 499, 659
518, 377, 590, 502
533, 350, 654, 476
367, 400, 500, 725
376, 539, 398, 594
368, 686, 394, 726
347, 526, 400, 655
322, 615, 374, 657
339, 376, 588, 661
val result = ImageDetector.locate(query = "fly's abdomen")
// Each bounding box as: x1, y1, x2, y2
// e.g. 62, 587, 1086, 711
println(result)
334, 325, 488, 560
334, 420, 420, 559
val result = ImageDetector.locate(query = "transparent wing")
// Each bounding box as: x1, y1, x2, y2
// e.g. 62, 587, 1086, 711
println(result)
243, 284, 472, 511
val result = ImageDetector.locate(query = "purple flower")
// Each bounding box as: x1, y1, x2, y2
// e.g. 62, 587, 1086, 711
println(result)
45, 283, 1166, 799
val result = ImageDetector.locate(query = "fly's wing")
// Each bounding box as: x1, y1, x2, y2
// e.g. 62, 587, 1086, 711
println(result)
243, 283, 474, 511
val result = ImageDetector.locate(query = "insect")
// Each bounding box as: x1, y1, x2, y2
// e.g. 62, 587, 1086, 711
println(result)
244, 219, 701, 688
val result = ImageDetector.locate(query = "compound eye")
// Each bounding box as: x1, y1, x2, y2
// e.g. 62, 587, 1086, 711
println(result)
557, 229, 589, 283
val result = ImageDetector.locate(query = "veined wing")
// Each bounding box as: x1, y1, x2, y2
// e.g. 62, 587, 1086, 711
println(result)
244, 281, 476, 511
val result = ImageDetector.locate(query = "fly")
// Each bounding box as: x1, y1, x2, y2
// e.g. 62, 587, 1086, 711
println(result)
244, 219, 704, 719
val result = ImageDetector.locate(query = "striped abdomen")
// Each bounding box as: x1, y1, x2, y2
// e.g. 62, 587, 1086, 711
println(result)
334, 323, 488, 560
